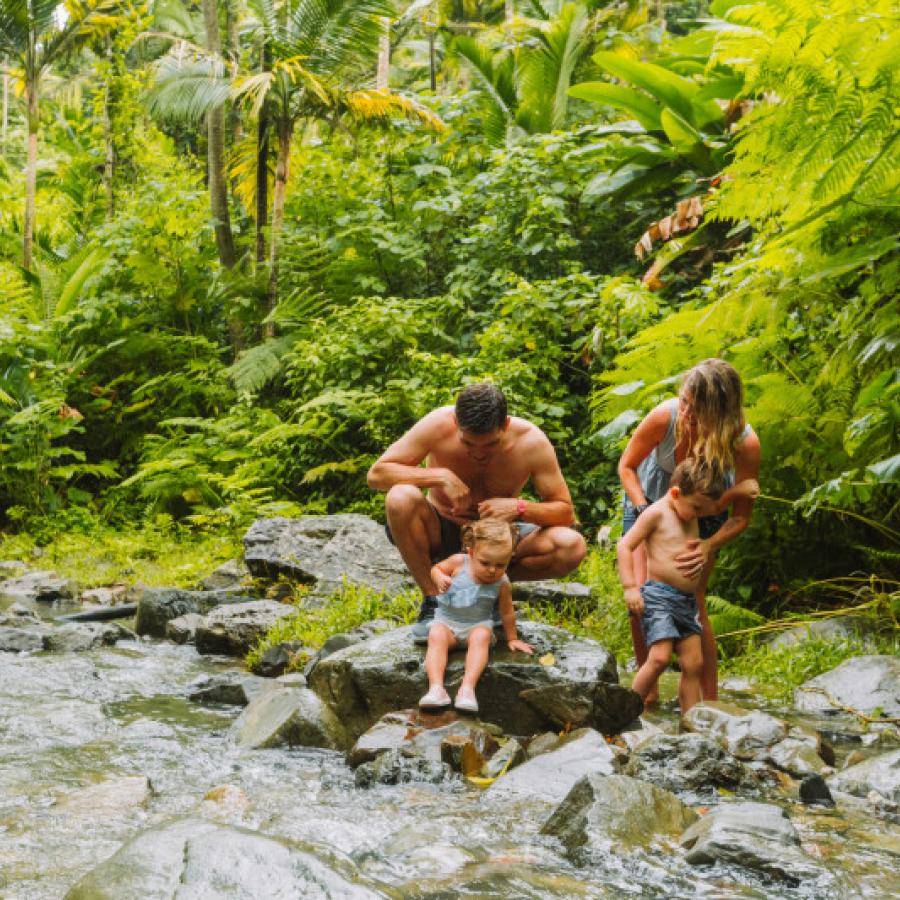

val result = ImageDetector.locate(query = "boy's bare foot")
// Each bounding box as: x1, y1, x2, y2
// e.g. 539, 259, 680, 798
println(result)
419, 685, 451, 709
643, 691, 659, 710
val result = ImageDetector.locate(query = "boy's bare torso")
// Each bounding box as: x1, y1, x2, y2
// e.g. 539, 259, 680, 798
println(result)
644, 498, 701, 593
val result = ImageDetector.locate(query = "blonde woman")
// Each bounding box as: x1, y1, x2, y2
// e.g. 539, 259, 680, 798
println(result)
617, 359, 761, 702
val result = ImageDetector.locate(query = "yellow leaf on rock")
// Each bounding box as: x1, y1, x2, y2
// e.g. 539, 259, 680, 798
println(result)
539, 653, 555, 666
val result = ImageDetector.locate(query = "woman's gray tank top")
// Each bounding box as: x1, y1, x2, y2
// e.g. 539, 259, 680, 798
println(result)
625, 399, 752, 510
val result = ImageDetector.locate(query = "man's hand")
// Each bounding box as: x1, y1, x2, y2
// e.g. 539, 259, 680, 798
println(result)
507, 638, 533, 654
442, 470, 473, 517
675, 539, 710, 581
430, 565, 452, 594
477, 497, 519, 521
624, 586, 643, 615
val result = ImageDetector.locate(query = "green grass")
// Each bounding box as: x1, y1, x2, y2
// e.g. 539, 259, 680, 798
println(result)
245, 581, 422, 672
0, 520, 243, 589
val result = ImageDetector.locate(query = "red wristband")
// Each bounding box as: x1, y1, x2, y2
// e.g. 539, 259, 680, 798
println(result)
516, 498, 526, 518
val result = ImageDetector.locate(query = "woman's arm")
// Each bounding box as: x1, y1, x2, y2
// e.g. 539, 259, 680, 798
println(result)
618, 403, 674, 507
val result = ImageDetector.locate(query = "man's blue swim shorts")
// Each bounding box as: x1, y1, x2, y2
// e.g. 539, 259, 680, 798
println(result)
639, 579, 702, 646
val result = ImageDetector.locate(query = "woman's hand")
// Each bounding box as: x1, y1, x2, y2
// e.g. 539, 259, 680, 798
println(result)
675, 539, 711, 581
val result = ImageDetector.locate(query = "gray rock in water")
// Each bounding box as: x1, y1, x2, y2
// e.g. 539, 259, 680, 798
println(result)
346, 709, 502, 769
165, 612, 206, 644
43, 622, 130, 652
624, 733, 752, 794
258, 640, 307, 677
0, 625, 47, 653
232, 686, 348, 750
0, 602, 41, 625
518, 680, 643, 736
487, 728, 618, 804
194, 600, 295, 656
767, 615, 878, 650
134, 589, 252, 638
354, 748, 455, 788
679, 802, 824, 884
308, 621, 620, 742
542, 773, 697, 859
794, 655, 900, 718
200, 558, 250, 591
188, 672, 271, 707
766, 733, 830, 778
0, 570, 76, 603
64, 818, 385, 899
828, 748, 900, 805
526, 731, 563, 758
682, 701, 789, 760
242, 515, 414, 597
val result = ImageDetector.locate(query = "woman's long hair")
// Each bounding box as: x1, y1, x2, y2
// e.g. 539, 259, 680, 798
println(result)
676, 358, 745, 473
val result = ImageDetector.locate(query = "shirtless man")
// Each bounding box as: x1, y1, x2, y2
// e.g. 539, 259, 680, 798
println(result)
617, 457, 759, 713
367, 383, 587, 637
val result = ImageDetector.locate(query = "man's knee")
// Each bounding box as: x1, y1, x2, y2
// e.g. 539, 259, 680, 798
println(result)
386, 484, 424, 519
556, 528, 587, 567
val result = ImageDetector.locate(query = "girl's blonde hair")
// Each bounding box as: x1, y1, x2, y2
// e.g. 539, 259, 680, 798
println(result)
676, 358, 745, 474
461, 519, 517, 554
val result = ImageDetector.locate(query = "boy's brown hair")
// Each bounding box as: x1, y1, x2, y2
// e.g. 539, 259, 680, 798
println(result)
461, 519, 517, 553
671, 458, 726, 499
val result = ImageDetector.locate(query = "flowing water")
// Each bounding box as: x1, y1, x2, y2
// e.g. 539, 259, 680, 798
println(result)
1, 599, 897, 898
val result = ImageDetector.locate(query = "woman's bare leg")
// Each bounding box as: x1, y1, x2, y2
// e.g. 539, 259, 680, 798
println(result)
694, 562, 717, 700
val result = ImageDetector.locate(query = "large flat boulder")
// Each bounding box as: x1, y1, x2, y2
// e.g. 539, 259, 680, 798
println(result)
242, 515, 413, 598
794, 655, 900, 718
64, 819, 385, 899
194, 600, 295, 656
134, 589, 252, 638
679, 802, 824, 884
542, 773, 697, 859
232, 686, 348, 750
828, 748, 900, 805
307, 621, 622, 740
487, 728, 618, 804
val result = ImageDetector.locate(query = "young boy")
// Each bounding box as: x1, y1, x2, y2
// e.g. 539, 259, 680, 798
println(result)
617, 459, 759, 713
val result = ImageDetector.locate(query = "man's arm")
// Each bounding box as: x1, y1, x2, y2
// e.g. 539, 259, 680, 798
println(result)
366, 410, 471, 512
478, 431, 576, 527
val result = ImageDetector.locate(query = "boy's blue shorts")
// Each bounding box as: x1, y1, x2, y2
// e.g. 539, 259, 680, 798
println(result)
639, 580, 702, 647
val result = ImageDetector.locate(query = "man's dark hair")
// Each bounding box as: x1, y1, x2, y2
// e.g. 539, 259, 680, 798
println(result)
455, 383, 508, 433
671, 458, 726, 499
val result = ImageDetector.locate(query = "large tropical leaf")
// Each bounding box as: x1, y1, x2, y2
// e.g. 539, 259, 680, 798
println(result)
567, 82, 662, 131
146, 55, 231, 123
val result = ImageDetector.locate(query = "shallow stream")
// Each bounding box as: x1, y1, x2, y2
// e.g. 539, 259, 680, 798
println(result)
1, 598, 897, 898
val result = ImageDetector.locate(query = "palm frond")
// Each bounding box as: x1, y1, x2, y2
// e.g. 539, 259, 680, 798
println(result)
344, 89, 446, 131
147, 53, 231, 123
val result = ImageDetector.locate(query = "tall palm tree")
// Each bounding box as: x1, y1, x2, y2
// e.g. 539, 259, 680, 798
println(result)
0, 0, 113, 269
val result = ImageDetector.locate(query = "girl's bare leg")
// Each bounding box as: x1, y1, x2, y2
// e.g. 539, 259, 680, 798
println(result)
424, 624, 456, 688
460, 626, 493, 690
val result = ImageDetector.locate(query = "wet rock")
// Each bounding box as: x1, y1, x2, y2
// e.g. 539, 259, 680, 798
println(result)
683, 701, 788, 760
679, 802, 823, 884
258, 640, 307, 677
188, 672, 271, 707
767, 733, 830, 778
354, 748, 455, 788
0, 570, 76, 603
64, 818, 385, 899
194, 600, 295, 657
0, 625, 47, 653
0, 602, 41, 625
767, 616, 877, 650
346, 709, 501, 769
794, 655, 900, 718
79, 584, 130, 607
799, 774, 834, 806
618, 717, 664, 752
482, 737, 526, 779
623, 733, 752, 794
488, 728, 618, 804
165, 612, 206, 644
526, 731, 562, 758
54, 775, 152, 817
542, 773, 697, 858
0, 560, 27, 576
308, 622, 620, 742
232, 685, 348, 750
440, 735, 485, 775
303, 618, 394, 676
134, 588, 251, 638
518, 680, 643, 736
43, 622, 130, 652
828, 748, 900, 805
201, 559, 250, 591
510, 580, 591, 605
243, 515, 414, 598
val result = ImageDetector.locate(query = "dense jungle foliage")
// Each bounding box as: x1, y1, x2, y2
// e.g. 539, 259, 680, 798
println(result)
0, 0, 897, 640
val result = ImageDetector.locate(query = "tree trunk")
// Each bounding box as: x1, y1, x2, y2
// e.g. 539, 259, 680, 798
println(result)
225, 0, 242, 142
255, 44, 270, 270
377, 17, 390, 90
265, 117, 291, 335
2, 64, 8, 155
103, 36, 116, 220
23, 79, 38, 271
505, 0, 514, 25
203, 0, 236, 268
